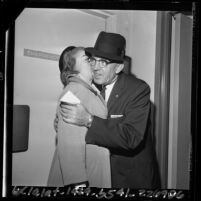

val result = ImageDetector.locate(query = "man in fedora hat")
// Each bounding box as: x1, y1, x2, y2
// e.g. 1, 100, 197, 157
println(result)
60, 31, 161, 189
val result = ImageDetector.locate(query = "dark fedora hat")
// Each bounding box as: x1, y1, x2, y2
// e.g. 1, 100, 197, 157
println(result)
85, 31, 126, 63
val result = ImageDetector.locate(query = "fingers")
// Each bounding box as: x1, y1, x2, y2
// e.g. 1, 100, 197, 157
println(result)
60, 103, 78, 115
60, 106, 74, 113
60, 105, 75, 118
59, 103, 77, 124
62, 117, 77, 125
60, 102, 78, 107
59, 103, 87, 126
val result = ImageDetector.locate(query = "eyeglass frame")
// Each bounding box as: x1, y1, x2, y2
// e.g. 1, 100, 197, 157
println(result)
86, 56, 121, 68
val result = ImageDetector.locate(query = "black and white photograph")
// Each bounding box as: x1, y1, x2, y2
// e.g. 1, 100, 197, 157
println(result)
1, 0, 199, 199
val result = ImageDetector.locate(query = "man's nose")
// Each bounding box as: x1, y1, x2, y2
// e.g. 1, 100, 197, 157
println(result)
92, 62, 101, 70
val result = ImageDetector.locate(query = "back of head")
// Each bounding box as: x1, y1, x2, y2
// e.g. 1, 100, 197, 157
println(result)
64, 47, 84, 72
59, 46, 76, 73
69, 47, 85, 63
61, 47, 85, 86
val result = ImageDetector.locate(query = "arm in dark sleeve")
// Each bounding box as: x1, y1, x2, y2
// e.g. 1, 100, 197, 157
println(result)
85, 84, 151, 152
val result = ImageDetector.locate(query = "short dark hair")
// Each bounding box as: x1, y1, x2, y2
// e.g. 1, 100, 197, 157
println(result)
61, 47, 85, 86
59, 46, 76, 73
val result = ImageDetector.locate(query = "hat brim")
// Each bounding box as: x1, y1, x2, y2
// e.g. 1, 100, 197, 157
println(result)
85, 47, 124, 63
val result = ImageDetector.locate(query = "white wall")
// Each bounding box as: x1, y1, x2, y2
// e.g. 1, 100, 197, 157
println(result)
111, 11, 157, 102
12, 8, 106, 186
129, 11, 157, 102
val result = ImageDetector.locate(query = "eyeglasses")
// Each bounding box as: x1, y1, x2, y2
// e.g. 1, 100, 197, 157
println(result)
86, 57, 114, 68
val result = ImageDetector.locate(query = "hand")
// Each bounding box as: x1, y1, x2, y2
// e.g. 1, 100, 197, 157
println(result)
60, 102, 92, 127
54, 114, 59, 133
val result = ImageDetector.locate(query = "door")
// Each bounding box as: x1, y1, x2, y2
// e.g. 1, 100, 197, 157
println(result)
12, 8, 106, 186
168, 13, 193, 190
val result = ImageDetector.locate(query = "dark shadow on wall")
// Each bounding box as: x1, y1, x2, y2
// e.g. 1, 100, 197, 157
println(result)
123, 55, 132, 75
150, 101, 161, 187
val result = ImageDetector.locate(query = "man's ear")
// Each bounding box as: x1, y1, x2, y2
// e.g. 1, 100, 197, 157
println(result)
115, 64, 124, 74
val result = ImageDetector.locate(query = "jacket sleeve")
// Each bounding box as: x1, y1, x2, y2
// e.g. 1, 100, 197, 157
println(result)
85, 83, 151, 152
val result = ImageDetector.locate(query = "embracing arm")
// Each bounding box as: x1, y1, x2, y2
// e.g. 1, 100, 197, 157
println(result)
86, 84, 151, 152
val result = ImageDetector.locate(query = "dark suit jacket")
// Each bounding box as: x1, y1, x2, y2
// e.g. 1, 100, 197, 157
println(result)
86, 73, 161, 189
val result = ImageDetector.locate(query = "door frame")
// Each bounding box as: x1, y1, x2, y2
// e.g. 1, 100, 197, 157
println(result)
154, 11, 193, 189
154, 11, 172, 189
168, 13, 192, 190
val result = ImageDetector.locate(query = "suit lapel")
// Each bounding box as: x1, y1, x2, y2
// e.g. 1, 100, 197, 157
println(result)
107, 74, 125, 111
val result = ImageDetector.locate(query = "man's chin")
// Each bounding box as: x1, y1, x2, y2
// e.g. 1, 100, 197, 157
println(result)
93, 78, 104, 85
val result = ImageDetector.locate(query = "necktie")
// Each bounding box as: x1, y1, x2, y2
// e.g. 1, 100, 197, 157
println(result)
100, 85, 106, 100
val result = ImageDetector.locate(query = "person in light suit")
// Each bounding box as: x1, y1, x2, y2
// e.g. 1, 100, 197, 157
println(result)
60, 31, 161, 189
48, 47, 111, 188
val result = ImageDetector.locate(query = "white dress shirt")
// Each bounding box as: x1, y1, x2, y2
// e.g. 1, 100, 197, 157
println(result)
105, 80, 117, 103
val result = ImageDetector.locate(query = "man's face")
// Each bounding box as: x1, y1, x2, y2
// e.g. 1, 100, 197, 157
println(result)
90, 56, 123, 85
